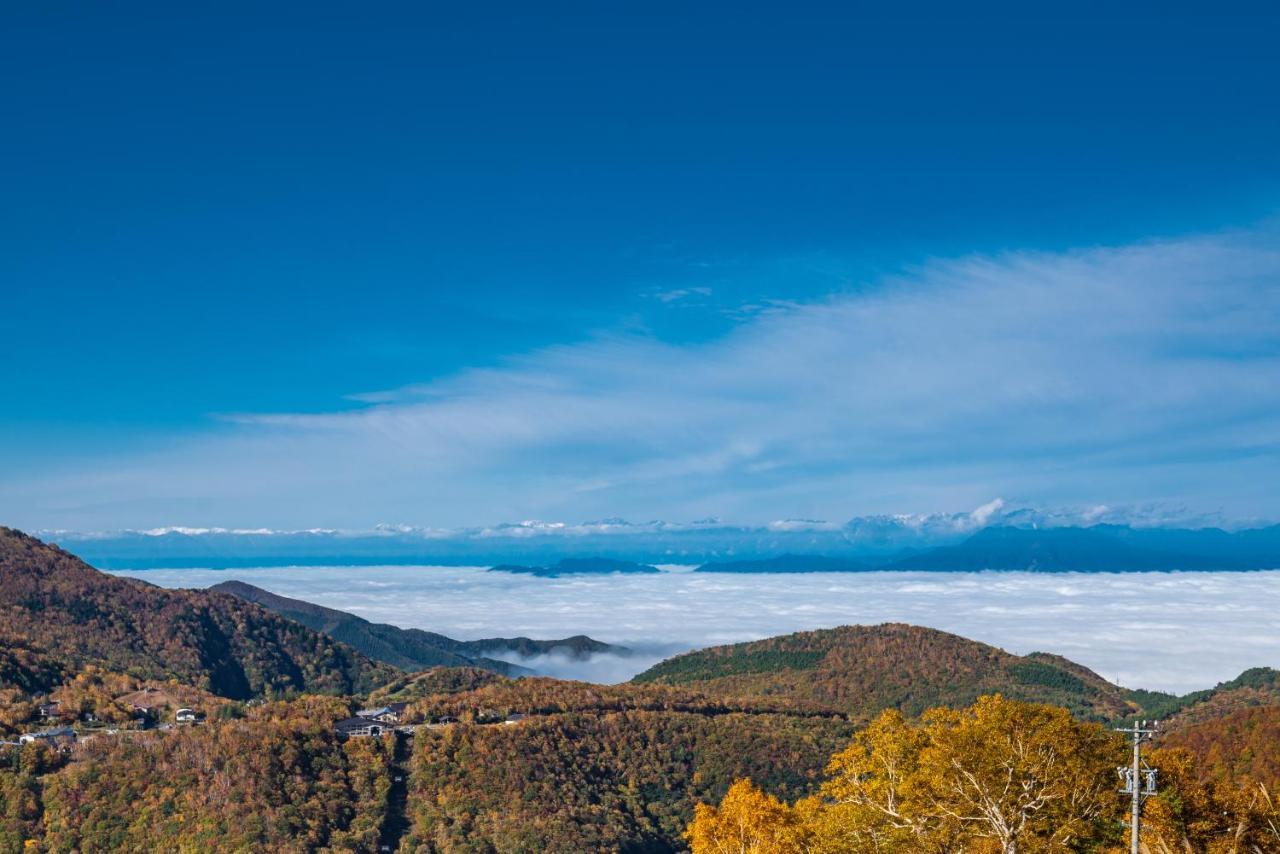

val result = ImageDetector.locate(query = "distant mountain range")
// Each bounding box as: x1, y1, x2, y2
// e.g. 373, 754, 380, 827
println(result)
884, 524, 1280, 572
211, 579, 627, 674
694, 525, 1280, 573
43, 511, 1280, 572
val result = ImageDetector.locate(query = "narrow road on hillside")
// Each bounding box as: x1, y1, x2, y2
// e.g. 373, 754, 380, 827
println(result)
377, 732, 412, 853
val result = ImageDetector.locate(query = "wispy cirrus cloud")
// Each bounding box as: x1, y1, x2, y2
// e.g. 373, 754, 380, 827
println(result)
649, 285, 713, 304
5, 226, 1279, 530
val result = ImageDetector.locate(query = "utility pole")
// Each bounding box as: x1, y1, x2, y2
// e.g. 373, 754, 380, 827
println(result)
1115, 720, 1159, 854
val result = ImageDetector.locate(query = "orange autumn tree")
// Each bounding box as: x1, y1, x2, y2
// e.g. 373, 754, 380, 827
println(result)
689, 695, 1124, 854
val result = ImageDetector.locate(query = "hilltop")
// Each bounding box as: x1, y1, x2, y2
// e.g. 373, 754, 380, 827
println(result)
632, 623, 1138, 721
211, 580, 626, 675
0, 527, 394, 699
631, 623, 1280, 730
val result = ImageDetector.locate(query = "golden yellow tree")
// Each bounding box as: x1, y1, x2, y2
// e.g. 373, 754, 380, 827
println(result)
808, 696, 1120, 853
802, 708, 941, 852
685, 778, 809, 854
911, 695, 1120, 852
691, 695, 1126, 854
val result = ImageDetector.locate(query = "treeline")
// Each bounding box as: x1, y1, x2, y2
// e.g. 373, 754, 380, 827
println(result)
687, 695, 1280, 854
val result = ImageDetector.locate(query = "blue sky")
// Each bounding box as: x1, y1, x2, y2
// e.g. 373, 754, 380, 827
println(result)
2, 2, 1279, 530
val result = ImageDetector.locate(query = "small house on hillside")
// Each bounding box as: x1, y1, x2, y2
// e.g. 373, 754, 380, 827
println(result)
37, 701, 61, 719
118, 687, 169, 715
354, 702, 408, 724
175, 708, 200, 723
334, 717, 387, 738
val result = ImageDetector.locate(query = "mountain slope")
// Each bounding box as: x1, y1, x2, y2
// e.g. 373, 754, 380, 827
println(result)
0, 527, 394, 698
209, 580, 523, 675
210, 580, 626, 675
632, 623, 1139, 721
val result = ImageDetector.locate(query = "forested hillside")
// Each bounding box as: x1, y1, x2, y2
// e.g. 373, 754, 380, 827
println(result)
632, 624, 1280, 731
3, 661, 1278, 851
210, 580, 528, 675
0, 696, 394, 852
0, 528, 394, 698
1160, 704, 1280, 789
402, 710, 850, 851
1135, 667, 1280, 728
633, 623, 1138, 721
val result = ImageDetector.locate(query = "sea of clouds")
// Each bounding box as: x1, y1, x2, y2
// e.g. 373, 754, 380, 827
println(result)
110, 566, 1280, 695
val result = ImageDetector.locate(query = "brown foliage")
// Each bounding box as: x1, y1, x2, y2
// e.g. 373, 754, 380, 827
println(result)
634, 624, 1137, 722
1, 696, 396, 853
401, 709, 852, 851
1159, 704, 1280, 790
0, 527, 395, 699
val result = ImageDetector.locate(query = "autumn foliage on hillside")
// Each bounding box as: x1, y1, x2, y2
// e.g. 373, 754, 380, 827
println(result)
401, 710, 853, 851
0, 696, 394, 853
1159, 704, 1280, 790
0, 527, 394, 699
363, 666, 507, 707
634, 624, 1137, 721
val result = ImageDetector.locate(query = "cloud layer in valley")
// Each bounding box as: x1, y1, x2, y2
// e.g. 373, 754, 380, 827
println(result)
7, 226, 1280, 530
112, 565, 1280, 694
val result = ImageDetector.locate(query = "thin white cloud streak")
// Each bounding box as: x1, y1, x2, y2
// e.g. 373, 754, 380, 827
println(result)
109, 565, 1280, 694
5, 227, 1280, 529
